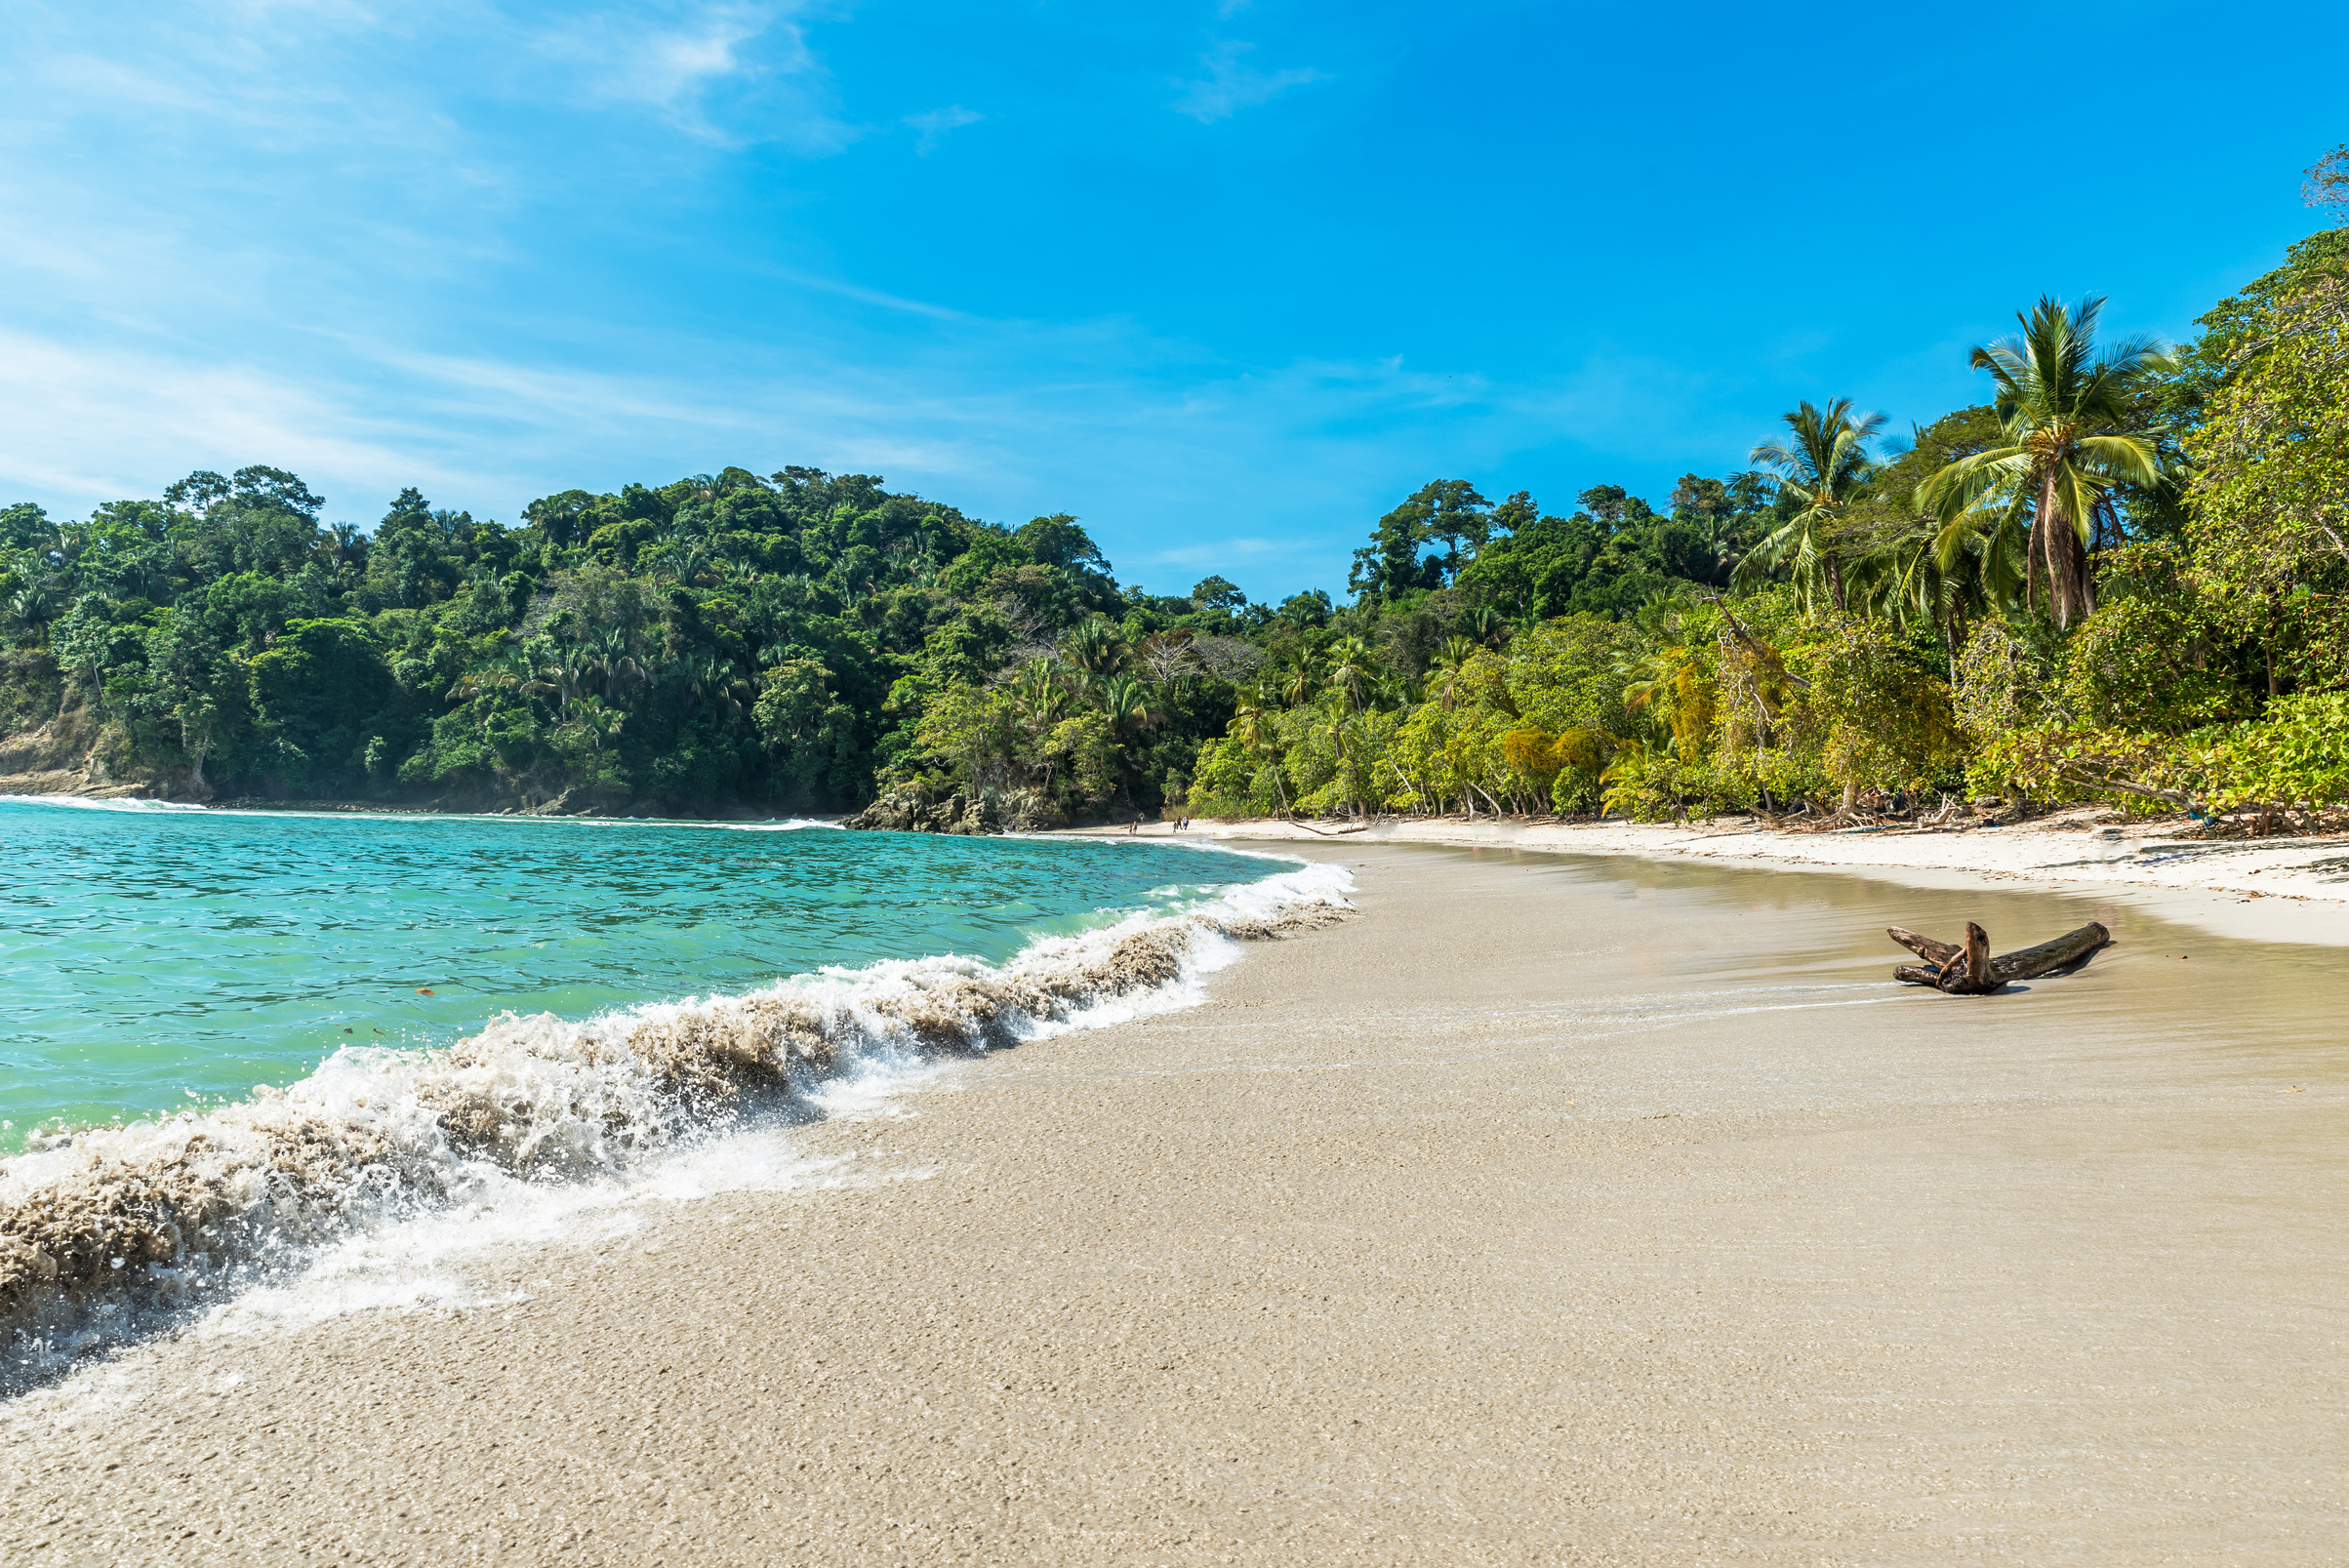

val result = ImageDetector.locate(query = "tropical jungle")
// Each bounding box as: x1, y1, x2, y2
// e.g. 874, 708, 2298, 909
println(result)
6, 153, 2348, 831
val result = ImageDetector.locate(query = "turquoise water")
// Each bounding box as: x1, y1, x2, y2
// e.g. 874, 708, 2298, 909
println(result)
0, 800, 1273, 1148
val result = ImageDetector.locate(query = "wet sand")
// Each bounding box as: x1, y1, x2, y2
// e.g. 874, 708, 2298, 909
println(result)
6, 842, 2347, 1564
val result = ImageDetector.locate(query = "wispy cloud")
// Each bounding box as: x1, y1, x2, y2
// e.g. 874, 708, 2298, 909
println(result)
528, 2, 853, 149
0, 295, 1728, 595
1172, 40, 1326, 123
904, 103, 983, 155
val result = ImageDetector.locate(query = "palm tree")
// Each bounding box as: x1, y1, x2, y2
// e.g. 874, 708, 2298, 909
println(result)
1278, 654, 1319, 709
1461, 604, 1508, 648
1430, 636, 1478, 711
587, 630, 647, 704
1851, 517, 1996, 679
568, 695, 626, 753
7, 579, 61, 643
1059, 617, 1125, 680
1011, 657, 1073, 727
1230, 698, 1292, 817
1918, 296, 2170, 631
1618, 636, 1712, 764
1322, 636, 1382, 713
1735, 399, 1886, 613
1098, 673, 1163, 739
670, 653, 750, 722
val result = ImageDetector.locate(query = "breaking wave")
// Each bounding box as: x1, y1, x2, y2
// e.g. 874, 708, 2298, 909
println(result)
1, 857, 1352, 1381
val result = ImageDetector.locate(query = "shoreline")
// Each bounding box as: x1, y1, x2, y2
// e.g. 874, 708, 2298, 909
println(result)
1073, 811, 2349, 946
21, 779, 2349, 945
7, 840, 2342, 1564
18, 779, 2349, 945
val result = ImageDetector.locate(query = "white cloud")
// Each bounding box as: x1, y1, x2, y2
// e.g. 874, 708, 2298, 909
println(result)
526, 2, 853, 150
1172, 40, 1326, 123
0, 301, 1732, 595
904, 104, 984, 155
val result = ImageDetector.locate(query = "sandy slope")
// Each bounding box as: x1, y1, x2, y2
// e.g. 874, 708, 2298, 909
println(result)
5, 842, 2345, 1565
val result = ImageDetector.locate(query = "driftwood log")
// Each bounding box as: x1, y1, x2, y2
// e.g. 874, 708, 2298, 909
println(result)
1887, 921, 2112, 994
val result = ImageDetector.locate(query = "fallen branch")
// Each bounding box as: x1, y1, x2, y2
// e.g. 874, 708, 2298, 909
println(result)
1285, 818, 1375, 837
1887, 920, 2113, 992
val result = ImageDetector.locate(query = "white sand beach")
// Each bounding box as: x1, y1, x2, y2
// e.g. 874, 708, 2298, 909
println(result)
6, 839, 2345, 1564
1128, 812, 2349, 945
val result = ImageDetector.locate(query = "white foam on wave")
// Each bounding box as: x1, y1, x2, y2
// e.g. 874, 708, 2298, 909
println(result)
0, 793, 211, 813
1, 854, 1353, 1384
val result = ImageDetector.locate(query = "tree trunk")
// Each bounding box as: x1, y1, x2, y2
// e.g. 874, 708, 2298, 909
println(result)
2025, 487, 2045, 619
2042, 472, 2095, 631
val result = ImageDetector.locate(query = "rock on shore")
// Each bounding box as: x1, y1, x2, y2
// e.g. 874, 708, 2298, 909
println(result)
841, 787, 999, 835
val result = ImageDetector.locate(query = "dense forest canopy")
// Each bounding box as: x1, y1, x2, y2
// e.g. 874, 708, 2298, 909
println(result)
7, 153, 2349, 828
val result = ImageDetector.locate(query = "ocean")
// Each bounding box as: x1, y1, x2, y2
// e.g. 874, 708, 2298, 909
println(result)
0, 797, 1345, 1376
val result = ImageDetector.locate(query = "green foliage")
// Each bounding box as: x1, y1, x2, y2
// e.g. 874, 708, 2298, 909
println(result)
1794, 620, 1963, 797
12, 191, 2349, 829
1952, 618, 2059, 744
0, 463, 1219, 816
2056, 596, 2240, 732
2207, 691, 2349, 811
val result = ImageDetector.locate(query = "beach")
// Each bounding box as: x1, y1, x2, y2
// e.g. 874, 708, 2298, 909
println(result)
6, 839, 2346, 1564
1140, 813, 2349, 942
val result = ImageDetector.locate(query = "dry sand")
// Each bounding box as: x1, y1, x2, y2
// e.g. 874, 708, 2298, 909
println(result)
5, 841, 2346, 1565
1139, 813, 2349, 945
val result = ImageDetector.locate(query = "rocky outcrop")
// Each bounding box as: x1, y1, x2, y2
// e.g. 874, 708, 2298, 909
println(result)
0, 707, 169, 800
842, 787, 999, 835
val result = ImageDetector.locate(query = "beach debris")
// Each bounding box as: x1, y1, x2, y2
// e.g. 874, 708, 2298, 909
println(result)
1886, 920, 2112, 993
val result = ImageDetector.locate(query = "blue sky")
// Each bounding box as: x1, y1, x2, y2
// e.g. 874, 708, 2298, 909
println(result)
1, 1, 2339, 601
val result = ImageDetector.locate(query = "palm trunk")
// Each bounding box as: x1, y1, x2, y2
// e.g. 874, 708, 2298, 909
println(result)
2040, 473, 2094, 630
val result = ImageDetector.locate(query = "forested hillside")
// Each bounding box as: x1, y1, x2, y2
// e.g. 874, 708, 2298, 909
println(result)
6, 157, 2348, 829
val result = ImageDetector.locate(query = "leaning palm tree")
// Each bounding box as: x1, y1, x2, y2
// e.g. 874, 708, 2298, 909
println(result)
1735, 399, 1885, 613
1917, 296, 2170, 631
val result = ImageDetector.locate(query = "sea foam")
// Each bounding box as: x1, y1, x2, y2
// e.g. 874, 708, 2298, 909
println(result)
0, 855, 1351, 1380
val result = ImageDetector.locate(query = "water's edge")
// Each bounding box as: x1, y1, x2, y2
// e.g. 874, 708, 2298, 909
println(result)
1, 860, 1354, 1385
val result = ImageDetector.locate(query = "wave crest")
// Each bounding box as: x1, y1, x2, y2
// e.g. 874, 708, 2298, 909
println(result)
1, 869, 1351, 1365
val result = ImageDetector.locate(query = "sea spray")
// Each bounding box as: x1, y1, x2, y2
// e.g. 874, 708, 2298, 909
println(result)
1, 862, 1352, 1368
